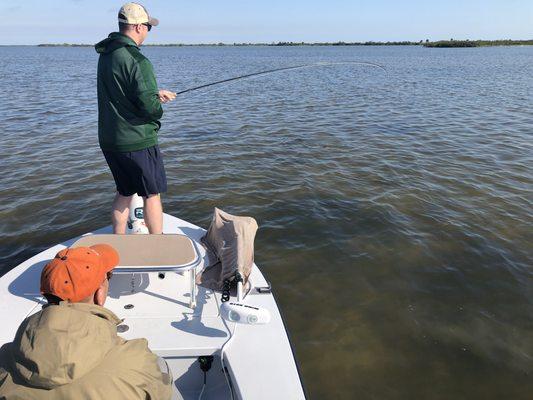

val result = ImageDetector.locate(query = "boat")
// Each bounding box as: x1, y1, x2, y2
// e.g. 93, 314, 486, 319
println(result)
0, 199, 306, 399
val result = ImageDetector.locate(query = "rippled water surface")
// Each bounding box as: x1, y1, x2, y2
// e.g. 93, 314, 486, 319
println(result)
1, 45, 532, 399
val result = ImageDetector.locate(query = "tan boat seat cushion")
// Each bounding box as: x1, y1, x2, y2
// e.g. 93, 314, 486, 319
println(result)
71, 234, 197, 267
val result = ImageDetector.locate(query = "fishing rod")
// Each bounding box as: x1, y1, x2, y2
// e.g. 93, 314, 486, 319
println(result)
174, 61, 386, 96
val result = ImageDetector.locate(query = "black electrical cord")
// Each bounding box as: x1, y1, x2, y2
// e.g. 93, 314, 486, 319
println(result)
198, 356, 214, 400
221, 271, 244, 303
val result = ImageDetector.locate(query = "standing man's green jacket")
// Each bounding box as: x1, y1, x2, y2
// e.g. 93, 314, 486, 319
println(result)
96, 32, 163, 152
0, 302, 172, 399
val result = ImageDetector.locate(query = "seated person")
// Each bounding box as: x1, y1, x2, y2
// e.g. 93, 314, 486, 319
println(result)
0, 244, 172, 400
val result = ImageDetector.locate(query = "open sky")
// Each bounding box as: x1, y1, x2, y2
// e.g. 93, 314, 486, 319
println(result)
1, 0, 532, 45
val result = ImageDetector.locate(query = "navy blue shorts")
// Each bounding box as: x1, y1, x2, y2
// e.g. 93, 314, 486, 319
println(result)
103, 145, 167, 197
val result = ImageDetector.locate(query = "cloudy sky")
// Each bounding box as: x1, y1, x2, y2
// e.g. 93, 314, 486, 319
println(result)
1, 0, 532, 45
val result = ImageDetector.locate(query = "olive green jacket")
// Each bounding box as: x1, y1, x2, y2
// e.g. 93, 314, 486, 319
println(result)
0, 302, 172, 400
96, 32, 163, 152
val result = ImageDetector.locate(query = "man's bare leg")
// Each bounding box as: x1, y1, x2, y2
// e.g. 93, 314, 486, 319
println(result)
112, 193, 133, 234
143, 194, 163, 234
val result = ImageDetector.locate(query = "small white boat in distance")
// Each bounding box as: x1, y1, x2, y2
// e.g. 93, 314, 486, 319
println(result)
0, 210, 306, 399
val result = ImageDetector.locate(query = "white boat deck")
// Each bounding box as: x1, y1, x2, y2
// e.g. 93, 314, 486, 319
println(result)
107, 271, 231, 357
0, 213, 306, 399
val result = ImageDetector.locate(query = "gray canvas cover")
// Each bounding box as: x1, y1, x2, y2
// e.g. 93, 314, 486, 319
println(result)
196, 208, 258, 291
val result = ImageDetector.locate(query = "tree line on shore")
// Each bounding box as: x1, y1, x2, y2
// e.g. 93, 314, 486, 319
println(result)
423, 39, 533, 47
36, 39, 533, 47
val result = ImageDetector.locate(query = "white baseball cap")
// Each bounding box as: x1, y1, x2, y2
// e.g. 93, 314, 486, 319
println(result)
118, 2, 159, 26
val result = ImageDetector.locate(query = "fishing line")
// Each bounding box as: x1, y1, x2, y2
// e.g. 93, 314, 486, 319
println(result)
174, 61, 386, 96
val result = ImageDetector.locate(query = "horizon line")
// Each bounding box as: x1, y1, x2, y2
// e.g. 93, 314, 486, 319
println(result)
2, 38, 533, 47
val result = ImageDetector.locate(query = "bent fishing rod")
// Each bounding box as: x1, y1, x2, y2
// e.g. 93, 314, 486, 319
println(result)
173, 61, 386, 96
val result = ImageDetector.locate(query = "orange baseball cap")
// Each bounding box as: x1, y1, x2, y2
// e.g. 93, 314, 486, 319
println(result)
40, 244, 119, 303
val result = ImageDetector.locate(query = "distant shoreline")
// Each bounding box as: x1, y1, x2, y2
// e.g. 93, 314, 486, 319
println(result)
423, 39, 533, 47
1, 39, 532, 47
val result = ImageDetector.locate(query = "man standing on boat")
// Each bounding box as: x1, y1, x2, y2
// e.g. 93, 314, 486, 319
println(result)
96, 3, 176, 234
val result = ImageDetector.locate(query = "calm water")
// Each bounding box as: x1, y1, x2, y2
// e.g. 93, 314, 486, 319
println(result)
0, 45, 532, 399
